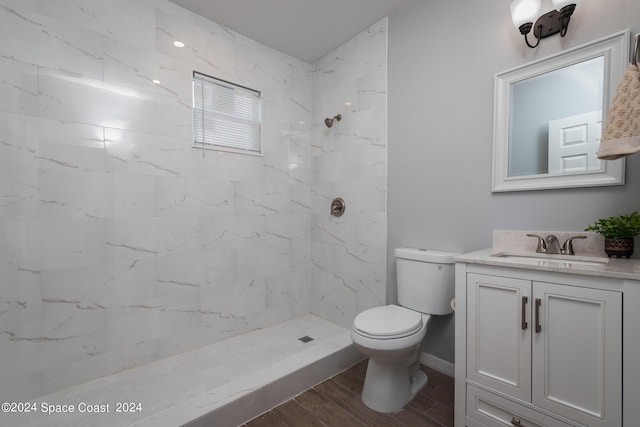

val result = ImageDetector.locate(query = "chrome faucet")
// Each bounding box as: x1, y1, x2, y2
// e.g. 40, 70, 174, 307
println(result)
527, 234, 587, 255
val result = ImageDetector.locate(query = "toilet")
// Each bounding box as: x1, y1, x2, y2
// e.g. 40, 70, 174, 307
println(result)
351, 247, 457, 413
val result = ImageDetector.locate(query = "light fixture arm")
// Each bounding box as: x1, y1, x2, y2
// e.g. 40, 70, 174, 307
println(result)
558, 4, 576, 36
519, 23, 541, 48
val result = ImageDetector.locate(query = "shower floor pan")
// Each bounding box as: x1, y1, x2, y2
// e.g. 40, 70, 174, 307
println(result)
5, 315, 361, 427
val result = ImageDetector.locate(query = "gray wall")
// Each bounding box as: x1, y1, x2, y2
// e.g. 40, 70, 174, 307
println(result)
387, 0, 640, 363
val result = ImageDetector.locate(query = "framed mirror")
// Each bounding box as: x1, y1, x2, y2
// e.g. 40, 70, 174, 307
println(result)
492, 30, 629, 192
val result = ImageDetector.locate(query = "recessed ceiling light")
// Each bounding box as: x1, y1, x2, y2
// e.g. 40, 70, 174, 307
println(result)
152, 79, 161, 85
173, 41, 185, 48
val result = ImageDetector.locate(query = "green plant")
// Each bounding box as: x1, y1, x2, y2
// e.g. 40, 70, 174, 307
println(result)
585, 211, 640, 239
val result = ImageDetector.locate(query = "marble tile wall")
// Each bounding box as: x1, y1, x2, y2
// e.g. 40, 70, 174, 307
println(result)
0, 0, 313, 400
310, 19, 389, 327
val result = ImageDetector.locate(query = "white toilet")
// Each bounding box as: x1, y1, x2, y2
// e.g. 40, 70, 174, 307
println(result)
351, 247, 457, 413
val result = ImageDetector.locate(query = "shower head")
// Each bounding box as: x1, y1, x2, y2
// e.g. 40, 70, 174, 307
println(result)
324, 114, 342, 128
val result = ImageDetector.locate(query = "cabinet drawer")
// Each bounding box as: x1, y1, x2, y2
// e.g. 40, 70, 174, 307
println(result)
466, 384, 575, 427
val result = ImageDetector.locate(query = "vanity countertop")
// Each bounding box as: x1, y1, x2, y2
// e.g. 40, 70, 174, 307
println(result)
455, 248, 640, 281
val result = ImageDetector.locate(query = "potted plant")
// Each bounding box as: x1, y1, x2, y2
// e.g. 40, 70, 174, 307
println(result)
585, 211, 640, 258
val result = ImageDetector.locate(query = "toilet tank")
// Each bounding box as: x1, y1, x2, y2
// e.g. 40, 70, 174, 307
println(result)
395, 248, 458, 315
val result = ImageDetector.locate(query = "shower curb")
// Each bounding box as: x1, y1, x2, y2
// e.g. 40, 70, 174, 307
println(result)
133, 331, 362, 427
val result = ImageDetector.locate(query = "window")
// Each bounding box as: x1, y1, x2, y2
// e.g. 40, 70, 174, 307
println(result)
192, 71, 262, 155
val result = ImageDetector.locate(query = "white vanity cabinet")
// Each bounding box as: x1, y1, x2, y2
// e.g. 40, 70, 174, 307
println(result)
466, 273, 621, 427
454, 252, 640, 427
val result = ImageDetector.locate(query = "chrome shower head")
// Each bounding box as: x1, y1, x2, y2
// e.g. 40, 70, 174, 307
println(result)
324, 114, 342, 128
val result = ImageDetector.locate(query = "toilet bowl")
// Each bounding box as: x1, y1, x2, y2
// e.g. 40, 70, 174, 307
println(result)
350, 248, 457, 413
351, 304, 432, 413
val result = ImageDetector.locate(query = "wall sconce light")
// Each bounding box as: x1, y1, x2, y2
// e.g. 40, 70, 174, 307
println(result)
511, 0, 580, 48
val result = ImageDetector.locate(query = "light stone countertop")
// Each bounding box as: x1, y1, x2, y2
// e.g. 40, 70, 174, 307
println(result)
455, 248, 640, 281
454, 230, 640, 281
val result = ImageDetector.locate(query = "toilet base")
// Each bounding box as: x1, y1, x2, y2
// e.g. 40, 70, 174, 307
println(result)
360, 358, 429, 413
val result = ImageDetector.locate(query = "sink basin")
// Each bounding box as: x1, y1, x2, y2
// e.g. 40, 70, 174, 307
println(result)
492, 253, 609, 267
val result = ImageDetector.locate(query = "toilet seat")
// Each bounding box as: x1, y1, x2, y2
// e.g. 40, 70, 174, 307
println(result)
353, 305, 424, 339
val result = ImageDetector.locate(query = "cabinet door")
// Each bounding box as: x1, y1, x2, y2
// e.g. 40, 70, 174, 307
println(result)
532, 282, 622, 427
467, 274, 532, 401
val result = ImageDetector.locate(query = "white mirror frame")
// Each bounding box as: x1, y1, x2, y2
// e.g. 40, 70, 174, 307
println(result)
492, 30, 629, 192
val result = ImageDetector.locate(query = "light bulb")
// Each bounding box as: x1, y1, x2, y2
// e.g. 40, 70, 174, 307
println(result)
510, 0, 541, 29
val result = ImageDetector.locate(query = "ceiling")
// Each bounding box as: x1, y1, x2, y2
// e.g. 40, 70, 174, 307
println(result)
168, 0, 411, 63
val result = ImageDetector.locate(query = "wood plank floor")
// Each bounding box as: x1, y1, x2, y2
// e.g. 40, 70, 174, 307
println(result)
241, 360, 454, 427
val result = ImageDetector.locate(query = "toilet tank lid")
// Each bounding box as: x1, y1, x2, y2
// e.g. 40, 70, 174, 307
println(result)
394, 248, 458, 263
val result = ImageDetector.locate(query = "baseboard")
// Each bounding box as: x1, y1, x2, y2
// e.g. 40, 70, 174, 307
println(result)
420, 352, 454, 377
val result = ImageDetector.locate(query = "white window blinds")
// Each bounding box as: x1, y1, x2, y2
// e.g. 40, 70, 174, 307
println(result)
193, 71, 262, 154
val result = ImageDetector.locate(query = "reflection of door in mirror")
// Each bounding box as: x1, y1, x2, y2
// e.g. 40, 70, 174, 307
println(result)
548, 111, 602, 174
508, 56, 603, 177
